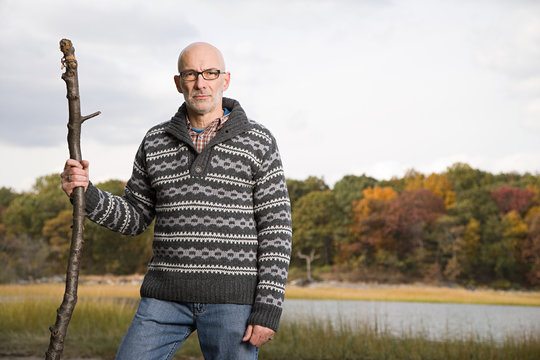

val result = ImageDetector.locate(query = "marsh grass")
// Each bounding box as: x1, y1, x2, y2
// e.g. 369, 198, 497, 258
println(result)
3, 282, 540, 306
262, 319, 540, 360
0, 296, 203, 359
1, 284, 540, 359
0, 283, 141, 298
285, 284, 540, 306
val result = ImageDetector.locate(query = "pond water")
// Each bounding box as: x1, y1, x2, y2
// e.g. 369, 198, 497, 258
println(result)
282, 299, 540, 342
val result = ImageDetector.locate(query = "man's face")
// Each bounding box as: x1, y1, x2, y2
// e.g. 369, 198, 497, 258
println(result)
174, 44, 230, 116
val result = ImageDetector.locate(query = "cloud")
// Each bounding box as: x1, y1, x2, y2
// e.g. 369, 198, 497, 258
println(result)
475, 6, 540, 79
2, 0, 540, 192
0, 0, 198, 147
474, 2, 540, 132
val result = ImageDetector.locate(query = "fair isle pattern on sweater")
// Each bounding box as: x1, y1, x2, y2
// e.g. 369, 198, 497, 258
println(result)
84, 98, 292, 331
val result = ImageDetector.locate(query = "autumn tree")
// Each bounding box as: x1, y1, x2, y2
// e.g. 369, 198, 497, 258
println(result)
394, 171, 456, 209
444, 163, 488, 192
426, 215, 463, 282
491, 186, 535, 215
381, 189, 446, 276
1, 174, 72, 281
286, 176, 328, 210
0, 177, 152, 280
83, 221, 153, 275
523, 212, 540, 285
525, 184, 540, 214
449, 188, 499, 225
384, 189, 446, 255
403, 169, 425, 191
2, 174, 71, 238
482, 211, 528, 285
491, 172, 540, 189
348, 187, 446, 277
346, 186, 398, 266
333, 174, 378, 217
0, 186, 17, 208
477, 214, 503, 283
42, 209, 73, 273
423, 173, 456, 209
292, 190, 339, 266
457, 218, 481, 277
356, 186, 399, 216
0, 234, 50, 282
0, 187, 17, 240
331, 174, 378, 258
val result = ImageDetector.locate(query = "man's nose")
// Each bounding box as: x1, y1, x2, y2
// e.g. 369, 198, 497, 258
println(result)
194, 74, 207, 88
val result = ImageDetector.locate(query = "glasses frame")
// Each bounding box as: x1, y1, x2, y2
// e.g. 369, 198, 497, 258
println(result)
179, 69, 227, 81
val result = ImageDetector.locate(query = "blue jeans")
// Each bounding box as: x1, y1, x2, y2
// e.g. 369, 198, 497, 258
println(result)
116, 297, 258, 360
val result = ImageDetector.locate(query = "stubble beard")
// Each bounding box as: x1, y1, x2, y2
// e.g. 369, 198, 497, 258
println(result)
187, 89, 223, 115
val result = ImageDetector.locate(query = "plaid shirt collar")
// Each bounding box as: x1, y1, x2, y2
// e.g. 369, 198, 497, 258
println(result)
186, 109, 230, 153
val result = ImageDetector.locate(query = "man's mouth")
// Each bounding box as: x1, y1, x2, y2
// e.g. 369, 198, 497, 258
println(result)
193, 94, 210, 100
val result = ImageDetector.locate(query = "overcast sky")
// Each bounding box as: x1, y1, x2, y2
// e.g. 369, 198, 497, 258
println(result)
1, 0, 540, 192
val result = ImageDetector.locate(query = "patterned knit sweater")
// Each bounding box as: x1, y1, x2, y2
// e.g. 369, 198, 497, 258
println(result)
84, 98, 292, 331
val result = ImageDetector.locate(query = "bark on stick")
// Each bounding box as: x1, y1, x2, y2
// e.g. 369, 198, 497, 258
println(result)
45, 39, 100, 360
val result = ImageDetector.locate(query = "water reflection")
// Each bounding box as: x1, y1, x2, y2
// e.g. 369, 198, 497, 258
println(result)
282, 299, 540, 341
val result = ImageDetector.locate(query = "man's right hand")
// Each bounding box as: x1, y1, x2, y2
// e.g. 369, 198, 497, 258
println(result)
61, 159, 90, 197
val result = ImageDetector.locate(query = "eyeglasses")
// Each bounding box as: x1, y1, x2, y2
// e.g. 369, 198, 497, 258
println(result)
179, 69, 226, 81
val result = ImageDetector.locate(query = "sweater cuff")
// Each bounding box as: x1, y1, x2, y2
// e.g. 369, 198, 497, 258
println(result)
247, 302, 283, 332
84, 182, 100, 213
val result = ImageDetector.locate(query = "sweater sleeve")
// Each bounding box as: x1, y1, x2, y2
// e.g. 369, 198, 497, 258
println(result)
247, 138, 292, 331
85, 140, 156, 236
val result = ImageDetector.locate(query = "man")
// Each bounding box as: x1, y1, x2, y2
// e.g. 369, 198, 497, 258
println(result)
62, 42, 292, 360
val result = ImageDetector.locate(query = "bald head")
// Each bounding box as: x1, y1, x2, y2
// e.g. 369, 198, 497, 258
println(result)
173, 42, 230, 124
177, 42, 226, 73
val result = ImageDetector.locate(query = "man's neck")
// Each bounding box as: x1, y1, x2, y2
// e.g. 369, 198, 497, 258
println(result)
187, 108, 224, 129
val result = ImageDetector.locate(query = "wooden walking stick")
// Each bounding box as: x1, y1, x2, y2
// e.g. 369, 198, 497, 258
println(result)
46, 39, 100, 360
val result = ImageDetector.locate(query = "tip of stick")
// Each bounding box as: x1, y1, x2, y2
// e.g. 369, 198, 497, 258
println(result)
60, 39, 75, 57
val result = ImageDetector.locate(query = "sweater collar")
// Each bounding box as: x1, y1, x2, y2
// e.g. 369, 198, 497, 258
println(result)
166, 97, 252, 147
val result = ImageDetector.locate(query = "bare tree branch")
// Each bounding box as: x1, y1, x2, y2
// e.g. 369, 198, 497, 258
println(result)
46, 39, 100, 360
297, 249, 320, 283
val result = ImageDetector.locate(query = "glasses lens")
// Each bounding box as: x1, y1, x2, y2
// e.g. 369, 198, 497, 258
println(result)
202, 70, 220, 80
181, 71, 197, 81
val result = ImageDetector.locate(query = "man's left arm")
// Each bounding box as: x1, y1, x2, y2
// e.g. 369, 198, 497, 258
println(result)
245, 137, 292, 346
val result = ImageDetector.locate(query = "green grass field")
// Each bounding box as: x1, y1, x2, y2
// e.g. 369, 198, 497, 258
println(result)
1, 283, 540, 359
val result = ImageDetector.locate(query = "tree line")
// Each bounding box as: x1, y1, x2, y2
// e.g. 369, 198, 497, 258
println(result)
1, 162, 540, 289
290, 163, 540, 289
0, 177, 152, 282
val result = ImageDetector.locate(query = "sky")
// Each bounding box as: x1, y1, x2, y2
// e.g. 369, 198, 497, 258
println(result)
1, 0, 540, 192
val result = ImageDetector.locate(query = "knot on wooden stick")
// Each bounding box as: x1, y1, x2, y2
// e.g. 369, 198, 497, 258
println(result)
59, 39, 75, 58
60, 39, 77, 76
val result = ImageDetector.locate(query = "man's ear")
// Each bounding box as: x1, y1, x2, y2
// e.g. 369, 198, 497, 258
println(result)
174, 75, 183, 94
223, 72, 231, 91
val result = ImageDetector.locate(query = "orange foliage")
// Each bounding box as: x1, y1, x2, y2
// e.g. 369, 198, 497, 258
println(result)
423, 173, 456, 208
404, 169, 425, 191
353, 186, 397, 217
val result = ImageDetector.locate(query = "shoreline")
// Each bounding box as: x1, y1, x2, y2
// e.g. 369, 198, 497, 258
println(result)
2, 277, 540, 307
286, 281, 540, 306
